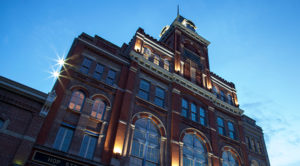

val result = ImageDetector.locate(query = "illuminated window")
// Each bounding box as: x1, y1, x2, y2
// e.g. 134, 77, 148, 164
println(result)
228, 94, 233, 105
251, 160, 259, 166
138, 79, 150, 100
222, 151, 239, 166
182, 133, 208, 166
154, 54, 160, 65
53, 126, 74, 152
68, 91, 85, 112
91, 98, 106, 120
212, 86, 218, 96
228, 122, 235, 139
164, 59, 169, 71
80, 57, 92, 74
190, 67, 196, 82
143, 47, 151, 60
79, 134, 97, 159
106, 69, 116, 85
180, 61, 184, 75
93, 64, 104, 80
130, 118, 160, 166
217, 117, 225, 136
181, 99, 188, 118
199, 107, 206, 126
154, 87, 165, 107
220, 91, 226, 102
191, 103, 197, 122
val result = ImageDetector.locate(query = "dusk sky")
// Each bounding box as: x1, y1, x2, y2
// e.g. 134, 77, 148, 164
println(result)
1, 1, 300, 165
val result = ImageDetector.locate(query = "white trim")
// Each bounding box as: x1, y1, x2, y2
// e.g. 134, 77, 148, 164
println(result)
211, 76, 236, 93
136, 32, 174, 57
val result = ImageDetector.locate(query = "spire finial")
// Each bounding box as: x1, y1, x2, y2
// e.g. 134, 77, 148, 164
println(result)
177, 5, 179, 17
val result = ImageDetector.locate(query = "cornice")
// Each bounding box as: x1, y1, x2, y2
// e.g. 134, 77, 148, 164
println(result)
130, 50, 244, 116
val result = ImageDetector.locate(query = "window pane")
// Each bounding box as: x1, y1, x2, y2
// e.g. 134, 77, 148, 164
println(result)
86, 136, 97, 159
140, 80, 150, 91
80, 58, 92, 74
61, 128, 74, 152
155, 87, 164, 98
79, 135, 89, 157
191, 103, 196, 121
154, 98, 164, 107
68, 91, 85, 112
138, 80, 150, 100
217, 117, 224, 126
53, 127, 65, 150
93, 64, 104, 80
106, 70, 116, 85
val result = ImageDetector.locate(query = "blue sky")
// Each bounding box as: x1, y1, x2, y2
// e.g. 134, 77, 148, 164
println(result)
1, 1, 300, 165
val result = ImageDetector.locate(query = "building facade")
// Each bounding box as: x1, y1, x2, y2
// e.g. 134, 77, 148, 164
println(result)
0, 76, 47, 165
26, 15, 269, 166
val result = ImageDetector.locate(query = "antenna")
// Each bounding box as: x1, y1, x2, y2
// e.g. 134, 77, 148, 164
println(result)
177, 5, 179, 17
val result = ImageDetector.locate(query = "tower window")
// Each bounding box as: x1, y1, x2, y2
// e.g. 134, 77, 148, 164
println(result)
154, 54, 160, 65
190, 66, 196, 82
212, 86, 218, 96
164, 59, 169, 71
143, 47, 151, 60
220, 90, 226, 102
228, 94, 233, 105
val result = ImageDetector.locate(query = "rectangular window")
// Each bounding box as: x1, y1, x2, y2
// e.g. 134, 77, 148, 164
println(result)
217, 117, 225, 136
93, 64, 104, 80
251, 139, 256, 152
181, 99, 188, 118
154, 55, 160, 65
154, 87, 165, 107
53, 126, 74, 152
191, 103, 197, 122
138, 79, 150, 100
80, 58, 92, 74
245, 136, 250, 149
106, 69, 116, 85
199, 107, 206, 126
79, 134, 97, 159
228, 121, 235, 139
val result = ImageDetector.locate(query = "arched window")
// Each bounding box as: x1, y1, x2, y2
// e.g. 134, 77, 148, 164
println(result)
182, 133, 208, 166
91, 98, 106, 120
154, 54, 160, 65
164, 59, 169, 71
212, 86, 218, 96
68, 90, 85, 112
222, 151, 239, 166
130, 118, 160, 166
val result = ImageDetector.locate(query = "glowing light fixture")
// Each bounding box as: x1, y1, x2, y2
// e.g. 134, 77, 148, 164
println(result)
55, 56, 65, 67
113, 147, 122, 155
51, 70, 60, 79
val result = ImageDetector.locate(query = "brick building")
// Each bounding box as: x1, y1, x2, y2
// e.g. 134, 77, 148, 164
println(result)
26, 15, 269, 166
0, 76, 47, 165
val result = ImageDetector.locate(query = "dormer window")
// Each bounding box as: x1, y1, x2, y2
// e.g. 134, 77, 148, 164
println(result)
154, 54, 160, 65
164, 59, 169, 71
143, 47, 151, 60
